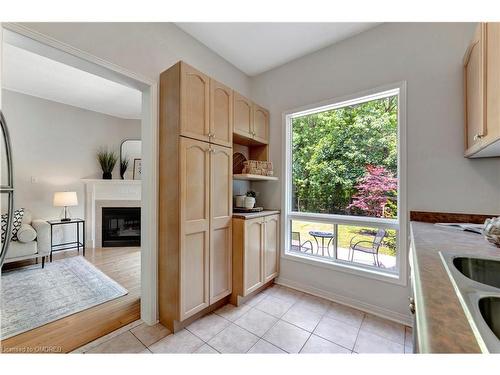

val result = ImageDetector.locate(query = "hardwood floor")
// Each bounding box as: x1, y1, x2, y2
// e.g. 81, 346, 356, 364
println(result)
1, 246, 141, 353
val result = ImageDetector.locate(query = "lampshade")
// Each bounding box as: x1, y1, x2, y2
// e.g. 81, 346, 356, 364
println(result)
53, 191, 78, 207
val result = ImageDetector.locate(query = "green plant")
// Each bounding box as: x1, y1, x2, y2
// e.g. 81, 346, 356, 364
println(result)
97, 149, 118, 174
120, 157, 129, 178
246, 190, 256, 198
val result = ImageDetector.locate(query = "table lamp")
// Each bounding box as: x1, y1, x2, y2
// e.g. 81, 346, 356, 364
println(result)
53, 191, 78, 221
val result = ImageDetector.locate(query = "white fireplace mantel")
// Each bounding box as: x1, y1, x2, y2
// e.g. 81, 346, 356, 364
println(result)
82, 179, 141, 248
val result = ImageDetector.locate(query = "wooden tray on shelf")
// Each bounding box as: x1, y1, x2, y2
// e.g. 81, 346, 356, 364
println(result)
233, 207, 264, 213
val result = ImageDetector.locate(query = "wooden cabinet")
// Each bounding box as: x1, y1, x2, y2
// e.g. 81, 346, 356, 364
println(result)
252, 104, 269, 144
209, 144, 233, 303
243, 218, 264, 294
464, 23, 500, 157
180, 63, 210, 143
232, 213, 280, 303
263, 214, 279, 282
485, 23, 500, 155
159, 62, 232, 331
233, 91, 269, 145
233, 92, 253, 139
210, 79, 233, 148
179, 137, 210, 319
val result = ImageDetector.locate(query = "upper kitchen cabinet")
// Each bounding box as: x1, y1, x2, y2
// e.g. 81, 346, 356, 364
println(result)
233, 92, 254, 139
464, 23, 500, 158
180, 62, 210, 143
252, 104, 269, 144
210, 79, 233, 148
233, 91, 269, 145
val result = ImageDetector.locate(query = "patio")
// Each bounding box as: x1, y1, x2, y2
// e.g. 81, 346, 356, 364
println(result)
290, 245, 396, 270
290, 222, 397, 271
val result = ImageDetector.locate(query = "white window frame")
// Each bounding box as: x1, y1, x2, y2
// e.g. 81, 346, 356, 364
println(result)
281, 82, 408, 286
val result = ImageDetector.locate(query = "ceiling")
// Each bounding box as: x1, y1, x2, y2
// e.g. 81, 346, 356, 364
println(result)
176, 23, 380, 76
2, 43, 142, 119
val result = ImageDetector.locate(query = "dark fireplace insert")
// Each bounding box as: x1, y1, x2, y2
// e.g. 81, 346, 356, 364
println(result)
102, 207, 141, 247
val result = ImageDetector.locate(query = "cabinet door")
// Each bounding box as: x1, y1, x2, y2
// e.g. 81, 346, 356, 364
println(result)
181, 63, 210, 143
244, 218, 264, 295
464, 24, 486, 154
263, 215, 279, 283
210, 79, 233, 148
252, 104, 269, 144
486, 23, 500, 146
233, 92, 253, 138
179, 137, 210, 320
209, 144, 233, 303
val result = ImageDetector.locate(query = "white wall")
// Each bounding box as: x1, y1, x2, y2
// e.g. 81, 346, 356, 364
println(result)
19, 23, 251, 97
250, 23, 500, 322
3, 90, 141, 234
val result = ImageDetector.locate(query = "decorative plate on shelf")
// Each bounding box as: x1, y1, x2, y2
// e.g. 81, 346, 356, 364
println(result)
232, 152, 247, 175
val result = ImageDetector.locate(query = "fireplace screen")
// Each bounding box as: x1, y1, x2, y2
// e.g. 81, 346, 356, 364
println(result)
102, 207, 141, 247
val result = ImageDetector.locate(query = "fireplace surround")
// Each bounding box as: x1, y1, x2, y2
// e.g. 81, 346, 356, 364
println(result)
82, 179, 141, 248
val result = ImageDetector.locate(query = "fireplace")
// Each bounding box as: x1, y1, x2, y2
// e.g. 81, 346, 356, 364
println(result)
102, 207, 141, 247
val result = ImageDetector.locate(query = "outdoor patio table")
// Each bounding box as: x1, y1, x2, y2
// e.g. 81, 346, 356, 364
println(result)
308, 231, 334, 257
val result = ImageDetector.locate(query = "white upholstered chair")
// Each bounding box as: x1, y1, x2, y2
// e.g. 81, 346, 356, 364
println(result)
3, 210, 51, 268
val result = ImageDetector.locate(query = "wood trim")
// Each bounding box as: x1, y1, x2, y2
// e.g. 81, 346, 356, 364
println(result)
158, 63, 181, 331
410, 211, 497, 224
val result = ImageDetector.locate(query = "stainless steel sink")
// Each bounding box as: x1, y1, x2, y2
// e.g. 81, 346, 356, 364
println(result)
453, 257, 500, 289
440, 252, 500, 353
479, 297, 500, 341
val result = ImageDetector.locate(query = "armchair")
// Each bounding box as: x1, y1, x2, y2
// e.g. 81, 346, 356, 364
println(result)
348, 229, 386, 267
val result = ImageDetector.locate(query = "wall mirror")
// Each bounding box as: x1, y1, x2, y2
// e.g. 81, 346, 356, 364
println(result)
120, 139, 142, 180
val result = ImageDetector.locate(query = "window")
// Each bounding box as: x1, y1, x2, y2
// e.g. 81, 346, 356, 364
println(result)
283, 84, 406, 280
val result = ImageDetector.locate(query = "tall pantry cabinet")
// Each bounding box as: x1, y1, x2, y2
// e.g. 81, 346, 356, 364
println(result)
159, 62, 233, 331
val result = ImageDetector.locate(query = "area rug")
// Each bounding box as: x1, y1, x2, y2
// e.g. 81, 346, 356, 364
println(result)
0, 256, 128, 339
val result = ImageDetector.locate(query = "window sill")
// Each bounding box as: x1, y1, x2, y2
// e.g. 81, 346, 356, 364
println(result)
282, 250, 407, 286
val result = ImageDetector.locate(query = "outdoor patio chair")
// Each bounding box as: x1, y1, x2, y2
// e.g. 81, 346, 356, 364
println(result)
290, 231, 313, 254
348, 228, 386, 267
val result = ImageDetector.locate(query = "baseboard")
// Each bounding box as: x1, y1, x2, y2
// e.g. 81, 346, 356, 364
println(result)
276, 276, 413, 326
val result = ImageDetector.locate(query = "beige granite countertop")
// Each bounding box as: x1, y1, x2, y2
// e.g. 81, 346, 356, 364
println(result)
232, 210, 280, 220
410, 221, 500, 353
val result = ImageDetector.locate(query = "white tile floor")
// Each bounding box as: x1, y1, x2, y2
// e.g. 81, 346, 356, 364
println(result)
75, 284, 413, 354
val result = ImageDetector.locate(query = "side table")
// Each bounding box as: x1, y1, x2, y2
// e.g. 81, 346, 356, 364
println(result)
47, 218, 85, 262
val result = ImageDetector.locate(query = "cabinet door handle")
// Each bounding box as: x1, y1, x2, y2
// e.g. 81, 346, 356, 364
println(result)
409, 303, 415, 315
473, 134, 484, 141
408, 297, 415, 314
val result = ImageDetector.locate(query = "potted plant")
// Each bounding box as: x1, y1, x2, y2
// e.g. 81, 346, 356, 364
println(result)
120, 157, 129, 180
245, 190, 257, 209
97, 149, 118, 180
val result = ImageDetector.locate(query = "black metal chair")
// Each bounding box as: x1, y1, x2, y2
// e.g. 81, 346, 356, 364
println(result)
290, 231, 313, 254
348, 229, 386, 266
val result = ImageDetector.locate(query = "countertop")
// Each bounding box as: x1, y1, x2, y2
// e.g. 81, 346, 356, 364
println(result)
410, 221, 500, 353
232, 210, 280, 220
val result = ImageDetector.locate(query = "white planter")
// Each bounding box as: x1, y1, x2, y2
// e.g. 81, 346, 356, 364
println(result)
244, 196, 256, 209
235, 195, 246, 207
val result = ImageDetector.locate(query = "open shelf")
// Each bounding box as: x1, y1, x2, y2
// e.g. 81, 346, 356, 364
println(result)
233, 174, 278, 181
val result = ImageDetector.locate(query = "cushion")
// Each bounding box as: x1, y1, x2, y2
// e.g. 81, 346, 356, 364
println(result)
17, 224, 37, 243
21, 210, 32, 225
1, 212, 7, 243
1, 208, 25, 242
11, 208, 25, 241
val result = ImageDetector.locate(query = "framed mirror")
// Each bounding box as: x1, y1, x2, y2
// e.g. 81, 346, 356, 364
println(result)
120, 139, 142, 180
